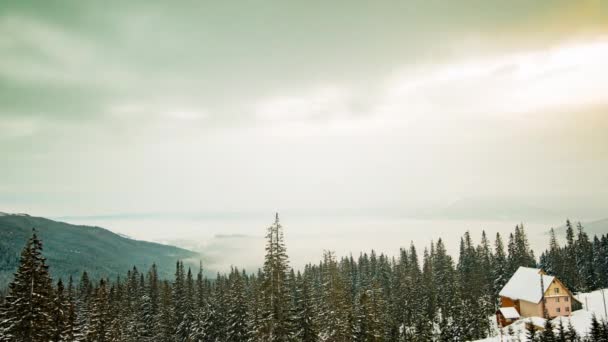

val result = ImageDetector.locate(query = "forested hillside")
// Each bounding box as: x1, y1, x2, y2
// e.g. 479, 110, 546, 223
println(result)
0, 213, 199, 288
1, 215, 607, 341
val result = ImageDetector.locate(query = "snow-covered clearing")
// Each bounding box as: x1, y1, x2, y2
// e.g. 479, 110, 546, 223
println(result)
472, 288, 608, 341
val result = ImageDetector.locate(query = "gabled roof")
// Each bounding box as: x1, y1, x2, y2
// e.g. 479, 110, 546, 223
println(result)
499, 307, 520, 319
499, 266, 554, 303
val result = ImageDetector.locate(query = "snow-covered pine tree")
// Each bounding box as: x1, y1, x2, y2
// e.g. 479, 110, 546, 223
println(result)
415, 247, 436, 341
353, 280, 385, 342
492, 232, 509, 301
0, 229, 54, 342
205, 273, 230, 341
50, 279, 69, 342
432, 239, 457, 319
575, 223, 596, 292
106, 276, 127, 341
226, 267, 251, 342
75, 271, 92, 339
64, 276, 79, 341
526, 320, 538, 342
555, 319, 566, 342
565, 320, 579, 341
543, 228, 563, 277
176, 267, 197, 341
514, 224, 536, 269
261, 213, 292, 341
188, 262, 208, 341
589, 314, 604, 341
538, 317, 555, 341
291, 270, 318, 342
153, 280, 175, 341
592, 236, 608, 290
562, 220, 579, 291
147, 263, 160, 319
318, 250, 352, 342
477, 231, 495, 302
86, 279, 110, 342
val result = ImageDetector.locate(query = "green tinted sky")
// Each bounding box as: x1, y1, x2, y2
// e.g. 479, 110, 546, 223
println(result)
1, 0, 607, 219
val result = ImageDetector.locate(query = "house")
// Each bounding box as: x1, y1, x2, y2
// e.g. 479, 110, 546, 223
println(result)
496, 266, 582, 327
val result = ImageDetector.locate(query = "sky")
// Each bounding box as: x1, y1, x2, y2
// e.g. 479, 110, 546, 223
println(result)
1, 0, 607, 239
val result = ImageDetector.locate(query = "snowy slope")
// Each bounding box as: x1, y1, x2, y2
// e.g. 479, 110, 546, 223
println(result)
472, 289, 608, 341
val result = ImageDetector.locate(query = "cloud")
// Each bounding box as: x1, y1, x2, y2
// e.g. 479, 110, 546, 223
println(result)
250, 36, 608, 139
379, 37, 608, 121
254, 85, 353, 122
0, 117, 41, 139
0, 15, 130, 87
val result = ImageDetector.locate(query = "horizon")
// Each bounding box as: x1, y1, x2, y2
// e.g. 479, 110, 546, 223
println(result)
2, 209, 604, 275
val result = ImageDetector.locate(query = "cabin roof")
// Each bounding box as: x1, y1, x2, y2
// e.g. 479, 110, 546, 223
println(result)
499, 307, 521, 319
499, 266, 554, 303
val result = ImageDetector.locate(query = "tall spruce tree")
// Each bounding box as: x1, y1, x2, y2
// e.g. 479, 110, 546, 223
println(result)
318, 250, 352, 342
0, 230, 54, 342
261, 213, 292, 341
492, 233, 509, 301
562, 220, 578, 290
292, 270, 318, 342
575, 223, 595, 292
226, 267, 251, 342
50, 279, 70, 342
87, 279, 110, 342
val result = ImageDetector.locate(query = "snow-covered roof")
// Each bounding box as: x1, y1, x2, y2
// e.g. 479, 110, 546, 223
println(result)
499, 307, 520, 319
499, 267, 554, 303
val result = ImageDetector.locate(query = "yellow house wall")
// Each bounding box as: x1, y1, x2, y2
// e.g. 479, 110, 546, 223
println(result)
519, 300, 543, 317
544, 280, 572, 317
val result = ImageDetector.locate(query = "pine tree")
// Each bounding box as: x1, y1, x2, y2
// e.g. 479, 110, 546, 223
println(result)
589, 314, 604, 341
261, 213, 292, 341
153, 280, 175, 341
87, 279, 110, 342
493, 233, 509, 303
526, 320, 538, 342
562, 220, 578, 291
565, 320, 579, 342
478, 231, 494, 298
64, 276, 79, 341
556, 319, 566, 342
510, 224, 536, 271
176, 267, 197, 341
353, 281, 385, 342
542, 228, 563, 277
50, 279, 69, 342
248, 270, 267, 341
0, 230, 54, 342
575, 223, 595, 292
76, 271, 92, 339
107, 277, 127, 342
318, 250, 352, 342
292, 270, 318, 342
539, 318, 555, 342
226, 267, 251, 342
592, 236, 608, 289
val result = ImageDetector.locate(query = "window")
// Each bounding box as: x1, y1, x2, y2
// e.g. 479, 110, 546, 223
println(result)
566, 307, 570, 312
556, 297, 560, 303
556, 308, 561, 313
554, 288, 560, 294
565, 297, 569, 302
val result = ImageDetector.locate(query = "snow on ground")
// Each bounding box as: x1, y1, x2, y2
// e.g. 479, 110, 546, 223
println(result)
472, 288, 608, 341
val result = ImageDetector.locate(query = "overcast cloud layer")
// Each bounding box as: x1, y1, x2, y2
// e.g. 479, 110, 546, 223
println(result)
1, 0, 607, 223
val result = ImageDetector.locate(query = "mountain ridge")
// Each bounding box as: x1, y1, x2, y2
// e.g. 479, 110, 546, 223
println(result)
0, 213, 200, 289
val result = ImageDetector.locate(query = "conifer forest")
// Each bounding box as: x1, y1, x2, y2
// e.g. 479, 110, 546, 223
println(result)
1, 216, 607, 341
